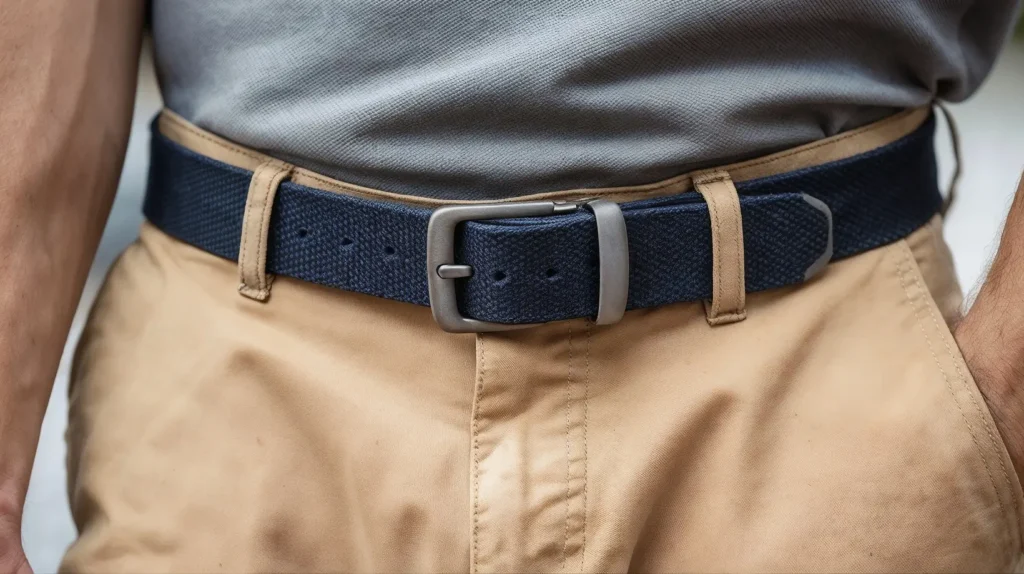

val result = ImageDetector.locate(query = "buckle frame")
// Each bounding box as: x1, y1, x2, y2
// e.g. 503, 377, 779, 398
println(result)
426, 199, 629, 333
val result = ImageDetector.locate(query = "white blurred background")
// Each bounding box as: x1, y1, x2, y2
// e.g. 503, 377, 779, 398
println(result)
20, 36, 1024, 572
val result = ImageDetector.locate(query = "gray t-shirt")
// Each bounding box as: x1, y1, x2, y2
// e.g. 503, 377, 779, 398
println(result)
152, 0, 1019, 200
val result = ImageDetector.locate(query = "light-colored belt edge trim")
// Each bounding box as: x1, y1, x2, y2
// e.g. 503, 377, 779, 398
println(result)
158, 106, 931, 209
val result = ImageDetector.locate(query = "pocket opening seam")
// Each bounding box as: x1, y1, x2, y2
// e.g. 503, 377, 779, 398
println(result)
893, 240, 1021, 539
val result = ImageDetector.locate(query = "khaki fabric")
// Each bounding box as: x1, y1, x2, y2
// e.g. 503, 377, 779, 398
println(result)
693, 171, 746, 325
237, 159, 293, 301
62, 108, 1024, 572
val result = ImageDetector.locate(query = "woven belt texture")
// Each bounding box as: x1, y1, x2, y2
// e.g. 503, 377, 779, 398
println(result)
143, 115, 942, 325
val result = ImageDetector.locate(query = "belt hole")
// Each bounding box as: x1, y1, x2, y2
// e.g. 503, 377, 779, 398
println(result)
384, 246, 396, 256
493, 270, 507, 282
297, 228, 309, 238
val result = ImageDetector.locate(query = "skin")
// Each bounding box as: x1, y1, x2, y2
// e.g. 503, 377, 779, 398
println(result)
956, 174, 1024, 484
0, 2, 1020, 572
0, 0, 144, 571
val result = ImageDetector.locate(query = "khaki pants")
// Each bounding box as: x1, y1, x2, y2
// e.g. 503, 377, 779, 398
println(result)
62, 109, 1024, 572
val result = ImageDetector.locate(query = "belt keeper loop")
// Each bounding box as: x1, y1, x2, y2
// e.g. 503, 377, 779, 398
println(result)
238, 159, 294, 301
693, 170, 747, 326
935, 101, 962, 216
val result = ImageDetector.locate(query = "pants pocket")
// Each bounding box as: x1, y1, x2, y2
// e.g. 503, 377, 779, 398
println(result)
896, 225, 1024, 551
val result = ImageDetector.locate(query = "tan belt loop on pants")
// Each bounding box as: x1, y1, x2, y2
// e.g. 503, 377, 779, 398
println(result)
935, 102, 962, 216
237, 159, 294, 301
693, 170, 746, 325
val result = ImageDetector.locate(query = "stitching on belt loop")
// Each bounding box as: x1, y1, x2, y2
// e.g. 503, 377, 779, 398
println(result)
694, 170, 747, 325
238, 159, 294, 301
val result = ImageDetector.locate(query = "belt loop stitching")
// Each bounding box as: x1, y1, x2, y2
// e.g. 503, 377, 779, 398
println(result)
709, 189, 724, 317
238, 160, 294, 301
694, 170, 747, 325
255, 166, 275, 293
729, 183, 743, 317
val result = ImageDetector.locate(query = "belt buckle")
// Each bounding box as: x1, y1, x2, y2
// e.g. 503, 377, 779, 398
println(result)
426, 199, 629, 333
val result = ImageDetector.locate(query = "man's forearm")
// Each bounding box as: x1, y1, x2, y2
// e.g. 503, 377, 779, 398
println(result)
957, 172, 1024, 478
0, 0, 143, 530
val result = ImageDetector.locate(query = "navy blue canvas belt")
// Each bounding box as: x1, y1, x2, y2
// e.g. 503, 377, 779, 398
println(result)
144, 114, 942, 331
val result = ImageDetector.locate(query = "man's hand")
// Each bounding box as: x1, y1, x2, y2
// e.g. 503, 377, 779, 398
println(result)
955, 172, 1024, 481
0, 0, 143, 569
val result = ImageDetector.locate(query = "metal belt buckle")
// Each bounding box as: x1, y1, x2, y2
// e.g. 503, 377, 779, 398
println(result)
426, 199, 629, 333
